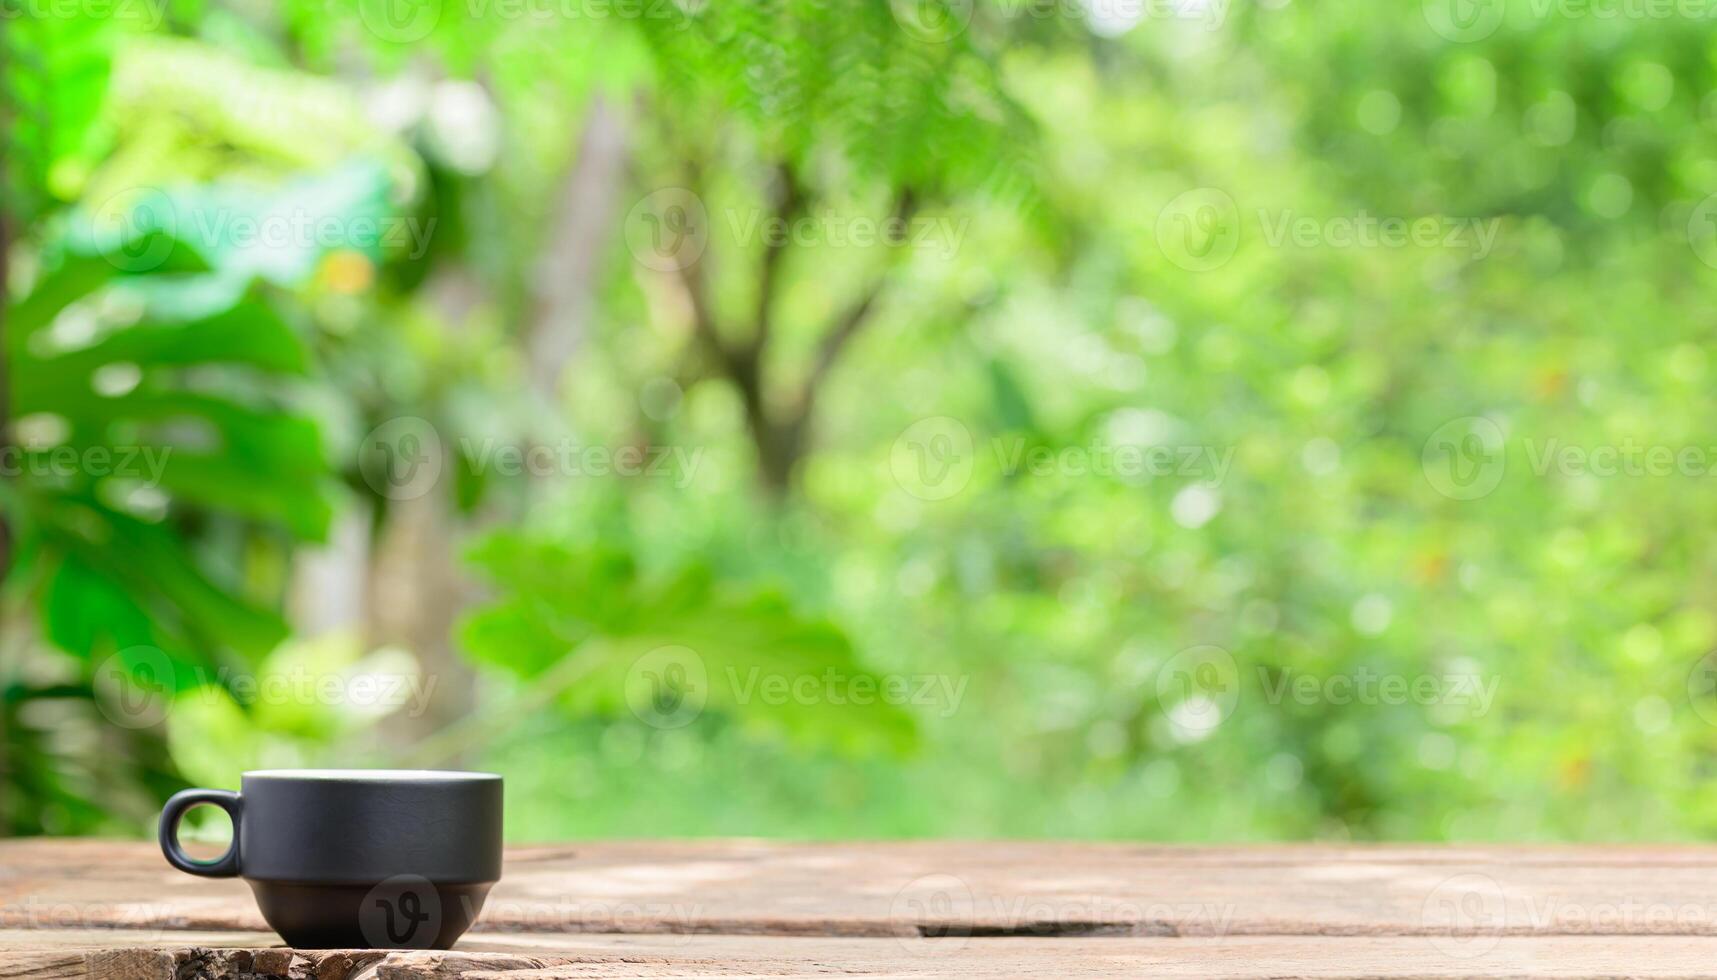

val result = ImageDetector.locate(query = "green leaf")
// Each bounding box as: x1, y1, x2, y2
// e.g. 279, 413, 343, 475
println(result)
6, 234, 328, 673
460, 533, 919, 756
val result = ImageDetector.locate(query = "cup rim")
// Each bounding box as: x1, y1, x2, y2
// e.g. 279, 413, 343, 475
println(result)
242, 768, 501, 782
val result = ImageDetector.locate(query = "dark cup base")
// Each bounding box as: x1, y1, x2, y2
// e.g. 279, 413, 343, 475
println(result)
247, 879, 494, 950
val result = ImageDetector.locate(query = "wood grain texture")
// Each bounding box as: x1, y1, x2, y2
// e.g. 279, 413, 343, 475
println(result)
11, 841, 1717, 977
10, 931, 1717, 979
9, 839, 1717, 938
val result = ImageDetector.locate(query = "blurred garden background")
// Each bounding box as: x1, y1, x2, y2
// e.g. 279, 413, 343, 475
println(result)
7, 0, 1717, 843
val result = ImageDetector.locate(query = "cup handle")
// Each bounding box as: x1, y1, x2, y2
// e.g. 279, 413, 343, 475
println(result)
159, 789, 243, 877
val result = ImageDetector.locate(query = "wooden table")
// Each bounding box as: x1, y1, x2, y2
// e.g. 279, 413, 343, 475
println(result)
6, 840, 1717, 977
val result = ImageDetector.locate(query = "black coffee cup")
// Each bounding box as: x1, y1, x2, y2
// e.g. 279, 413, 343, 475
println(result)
159, 769, 503, 949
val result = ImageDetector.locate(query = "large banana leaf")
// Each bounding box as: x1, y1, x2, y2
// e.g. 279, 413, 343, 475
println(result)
6, 242, 334, 672
1, 233, 340, 834
460, 533, 919, 756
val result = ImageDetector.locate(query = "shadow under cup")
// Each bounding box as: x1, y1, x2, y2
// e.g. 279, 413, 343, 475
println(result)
159, 769, 503, 950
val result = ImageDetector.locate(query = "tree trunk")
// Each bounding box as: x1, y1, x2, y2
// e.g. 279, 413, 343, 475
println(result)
1, 210, 12, 593
368, 97, 632, 759
528, 96, 628, 405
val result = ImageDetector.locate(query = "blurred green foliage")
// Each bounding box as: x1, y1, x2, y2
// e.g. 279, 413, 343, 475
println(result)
7, 0, 1717, 841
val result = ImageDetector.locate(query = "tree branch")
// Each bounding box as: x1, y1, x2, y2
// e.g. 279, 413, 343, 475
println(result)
674, 235, 791, 489
792, 187, 918, 416
750, 163, 805, 360
666, 174, 923, 495
674, 249, 739, 377
802, 278, 886, 402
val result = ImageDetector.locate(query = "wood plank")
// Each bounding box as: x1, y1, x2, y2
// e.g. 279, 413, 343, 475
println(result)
9, 931, 1717, 979
447, 934, 1717, 979
10, 840, 1717, 938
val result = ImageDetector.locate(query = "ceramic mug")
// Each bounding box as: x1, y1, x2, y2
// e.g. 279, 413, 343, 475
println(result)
159, 769, 503, 949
